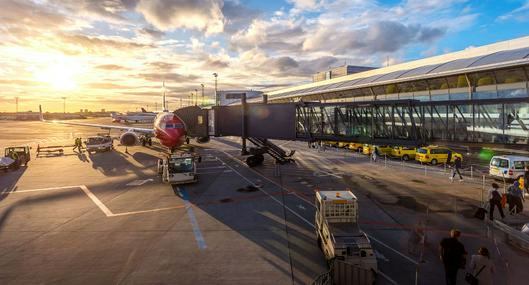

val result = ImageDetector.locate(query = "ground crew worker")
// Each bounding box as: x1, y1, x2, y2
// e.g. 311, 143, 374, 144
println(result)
73, 137, 83, 153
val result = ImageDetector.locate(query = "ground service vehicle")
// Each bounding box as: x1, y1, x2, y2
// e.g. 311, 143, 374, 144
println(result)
489, 155, 529, 180
158, 152, 198, 184
85, 136, 113, 153
415, 146, 463, 165
1, 146, 30, 171
391, 146, 416, 161
348, 142, 364, 152
315, 190, 377, 275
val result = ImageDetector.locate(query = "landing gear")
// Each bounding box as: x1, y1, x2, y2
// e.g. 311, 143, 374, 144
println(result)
246, 154, 264, 167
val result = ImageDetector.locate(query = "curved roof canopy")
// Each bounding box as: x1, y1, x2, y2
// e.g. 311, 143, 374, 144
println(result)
268, 44, 529, 99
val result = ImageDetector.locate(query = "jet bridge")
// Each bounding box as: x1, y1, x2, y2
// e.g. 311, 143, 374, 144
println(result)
174, 96, 529, 166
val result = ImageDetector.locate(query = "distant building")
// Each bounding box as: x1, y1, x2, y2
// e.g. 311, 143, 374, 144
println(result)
101, 109, 105, 113
217, 90, 263, 106
312, 65, 375, 82
84, 109, 89, 113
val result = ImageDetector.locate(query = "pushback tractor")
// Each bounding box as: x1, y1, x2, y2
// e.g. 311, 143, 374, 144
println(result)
157, 152, 200, 184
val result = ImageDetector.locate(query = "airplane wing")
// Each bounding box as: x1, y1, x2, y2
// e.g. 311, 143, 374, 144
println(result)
39, 105, 154, 134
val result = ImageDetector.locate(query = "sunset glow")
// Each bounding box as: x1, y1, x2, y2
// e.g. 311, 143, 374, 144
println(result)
1, 0, 528, 112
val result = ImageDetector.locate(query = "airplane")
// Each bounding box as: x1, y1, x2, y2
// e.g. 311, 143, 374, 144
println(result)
39, 84, 208, 152
110, 109, 156, 124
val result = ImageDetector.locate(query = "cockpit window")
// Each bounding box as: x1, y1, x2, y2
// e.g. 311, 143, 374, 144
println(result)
165, 123, 184, 129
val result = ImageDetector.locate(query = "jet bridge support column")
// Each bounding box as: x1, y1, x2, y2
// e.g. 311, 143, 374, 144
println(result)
241, 93, 249, 155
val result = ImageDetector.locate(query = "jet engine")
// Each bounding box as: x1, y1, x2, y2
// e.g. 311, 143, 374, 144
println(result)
195, 136, 210, 144
119, 132, 139, 146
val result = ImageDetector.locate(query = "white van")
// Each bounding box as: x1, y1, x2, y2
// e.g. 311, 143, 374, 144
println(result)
489, 155, 529, 180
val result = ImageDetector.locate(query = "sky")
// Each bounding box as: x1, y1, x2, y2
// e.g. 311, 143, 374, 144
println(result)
1, 0, 529, 112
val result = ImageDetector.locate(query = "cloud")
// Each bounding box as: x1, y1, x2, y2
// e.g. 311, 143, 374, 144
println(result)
222, 0, 262, 34
146, 62, 179, 71
135, 0, 225, 34
0, 0, 71, 29
56, 33, 153, 55
137, 27, 164, 39
84, 83, 131, 89
95, 64, 127, 70
203, 58, 230, 69
303, 21, 445, 55
497, 1, 529, 22
230, 18, 305, 52
139, 73, 198, 83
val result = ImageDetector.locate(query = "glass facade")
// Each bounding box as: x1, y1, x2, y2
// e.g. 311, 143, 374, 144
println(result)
296, 100, 529, 145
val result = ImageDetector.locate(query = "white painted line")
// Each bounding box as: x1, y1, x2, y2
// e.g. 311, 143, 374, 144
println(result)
9, 185, 80, 194
10, 185, 185, 218
377, 270, 400, 285
375, 250, 390, 262
219, 150, 315, 208
112, 205, 185, 217
217, 153, 315, 228
79, 185, 114, 217
126, 179, 154, 186
197, 166, 226, 170
366, 234, 418, 265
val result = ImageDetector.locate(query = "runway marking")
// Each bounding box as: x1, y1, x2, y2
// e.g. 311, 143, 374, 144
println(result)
366, 234, 418, 265
7, 185, 186, 217
126, 179, 154, 186
197, 166, 226, 170
377, 270, 400, 285
79, 185, 113, 217
177, 187, 207, 250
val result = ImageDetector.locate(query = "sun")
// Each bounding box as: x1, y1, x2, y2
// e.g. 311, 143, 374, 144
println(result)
32, 57, 84, 91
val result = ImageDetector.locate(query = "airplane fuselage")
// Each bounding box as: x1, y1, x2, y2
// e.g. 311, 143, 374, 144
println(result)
153, 112, 186, 149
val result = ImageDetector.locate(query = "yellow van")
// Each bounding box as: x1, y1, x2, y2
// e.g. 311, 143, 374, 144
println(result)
338, 142, 350, 148
362, 144, 373, 155
364, 144, 392, 156
391, 146, 416, 161
415, 146, 463, 165
348, 142, 364, 152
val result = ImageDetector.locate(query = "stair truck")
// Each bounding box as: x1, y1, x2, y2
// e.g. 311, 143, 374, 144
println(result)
157, 151, 200, 184
315, 190, 377, 276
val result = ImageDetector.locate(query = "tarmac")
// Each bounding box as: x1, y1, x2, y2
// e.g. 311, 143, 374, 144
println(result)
1, 118, 529, 284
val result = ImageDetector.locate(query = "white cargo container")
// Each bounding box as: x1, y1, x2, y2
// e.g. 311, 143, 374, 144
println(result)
315, 190, 377, 274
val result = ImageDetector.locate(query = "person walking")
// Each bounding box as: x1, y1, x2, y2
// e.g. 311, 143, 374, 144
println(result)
469, 247, 494, 285
408, 220, 425, 255
372, 146, 379, 162
507, 181, 524, 214
440, 229, 467, 285
523, 165, 529, 195
450, 156, 463, 182
73, 137, 82, 153
488, 183, 505, 220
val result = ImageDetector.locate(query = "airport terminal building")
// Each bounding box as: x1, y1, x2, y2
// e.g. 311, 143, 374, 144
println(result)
262, 37, 529, 147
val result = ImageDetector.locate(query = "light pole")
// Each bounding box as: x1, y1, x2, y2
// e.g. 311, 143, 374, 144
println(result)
194, 89, 198, 106
189, 93, 193, 107
15, 97, 18, 113
200, 84, 204, 107
213, 72, 218, 106
61, 97, 66, 113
